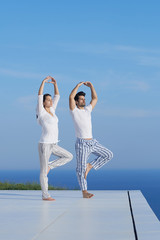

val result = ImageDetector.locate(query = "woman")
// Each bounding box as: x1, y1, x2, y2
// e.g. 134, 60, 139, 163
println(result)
36, 76, 73, 201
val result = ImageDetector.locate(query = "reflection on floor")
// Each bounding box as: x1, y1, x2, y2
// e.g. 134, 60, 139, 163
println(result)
0, 190, 160, 240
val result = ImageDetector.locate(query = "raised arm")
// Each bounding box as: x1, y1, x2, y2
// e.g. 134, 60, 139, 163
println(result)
69, 82, 85, 110
38, 76, 50, 95
84, 82, 98, 109
37, 76, 51, 114
50, 77, 60, 110
50, 76, 60, 96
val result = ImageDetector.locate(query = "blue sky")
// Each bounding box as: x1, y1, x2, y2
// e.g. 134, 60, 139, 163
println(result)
0, 0, 160, 170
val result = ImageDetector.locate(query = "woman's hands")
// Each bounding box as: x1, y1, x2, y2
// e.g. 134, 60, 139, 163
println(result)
43, 76, 57, 85
39, 76, 58, 95
50, 76, 57, 85
42, 76, 51, 83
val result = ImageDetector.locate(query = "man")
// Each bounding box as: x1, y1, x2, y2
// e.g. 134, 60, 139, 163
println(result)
69, 81, 113, 198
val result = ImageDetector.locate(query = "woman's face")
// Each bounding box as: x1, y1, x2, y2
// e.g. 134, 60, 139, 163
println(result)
43, 96, 53, 108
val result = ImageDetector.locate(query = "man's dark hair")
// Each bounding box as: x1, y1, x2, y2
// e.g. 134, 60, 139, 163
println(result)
43, 93, 51, 102
74, 91, 86, 101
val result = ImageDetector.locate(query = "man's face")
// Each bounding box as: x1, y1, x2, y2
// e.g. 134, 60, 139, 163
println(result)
77, 95, 86, 107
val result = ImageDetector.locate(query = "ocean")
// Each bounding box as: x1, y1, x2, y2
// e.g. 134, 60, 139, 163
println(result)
0, 169, 160, 221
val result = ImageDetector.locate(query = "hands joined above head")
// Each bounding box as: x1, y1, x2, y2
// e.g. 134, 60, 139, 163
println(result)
43, 76, 57, 85
77, 81, 92, 88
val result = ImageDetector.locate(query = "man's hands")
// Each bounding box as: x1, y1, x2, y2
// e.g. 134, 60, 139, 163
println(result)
76, 81, 93, 88
77, 81, 85, 87
84, 81, 92, 88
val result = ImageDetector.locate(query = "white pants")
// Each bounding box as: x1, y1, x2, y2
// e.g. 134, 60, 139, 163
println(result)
38, 143, 73, 199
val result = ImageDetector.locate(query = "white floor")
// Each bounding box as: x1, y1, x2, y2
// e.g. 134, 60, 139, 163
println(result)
0, 190, 160, 240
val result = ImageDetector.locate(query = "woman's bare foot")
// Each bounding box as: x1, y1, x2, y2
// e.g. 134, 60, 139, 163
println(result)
82, 190, 94, 198
84, 163, 93, 179
42, 197, 55, 201
47, 166, 51, 175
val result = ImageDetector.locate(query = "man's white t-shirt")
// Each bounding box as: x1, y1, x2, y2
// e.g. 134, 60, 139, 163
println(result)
36, 94, 60, 144
70, 104, 93, 139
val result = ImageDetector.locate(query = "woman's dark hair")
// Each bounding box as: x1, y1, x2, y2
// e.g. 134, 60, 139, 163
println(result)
43, 93, 51, 102
74, 91, 86, 101
36, 94, 52, 119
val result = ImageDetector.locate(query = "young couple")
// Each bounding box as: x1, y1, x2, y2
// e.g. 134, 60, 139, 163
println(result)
36, 76, 113, 201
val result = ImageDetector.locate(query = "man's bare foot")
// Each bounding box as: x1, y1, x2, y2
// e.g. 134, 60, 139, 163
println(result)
84, 163, 93, 179
42, 197, 55, 201
82, 190, 94, 198
47, 166, 51, 175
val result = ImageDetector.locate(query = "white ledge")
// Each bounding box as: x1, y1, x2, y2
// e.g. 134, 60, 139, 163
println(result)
0, 190, 160, 240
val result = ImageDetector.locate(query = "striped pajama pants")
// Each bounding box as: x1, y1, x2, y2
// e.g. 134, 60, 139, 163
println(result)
38, 143, 73, 199
75, 138, 113, 191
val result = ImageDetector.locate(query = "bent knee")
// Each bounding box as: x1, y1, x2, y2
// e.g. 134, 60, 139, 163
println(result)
108, 151, 113, 160
104, 150, 113, 161
65, 152, 73, 162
